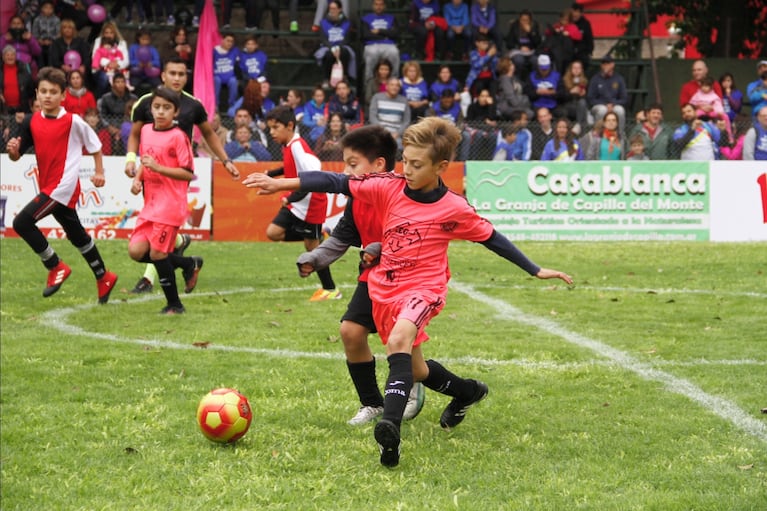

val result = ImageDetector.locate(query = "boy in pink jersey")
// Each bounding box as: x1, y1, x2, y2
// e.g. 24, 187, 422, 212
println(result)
263, 105, 340, 302
129, 87, 200, 315
244, 116, 573, 467
6, 66, 118, 303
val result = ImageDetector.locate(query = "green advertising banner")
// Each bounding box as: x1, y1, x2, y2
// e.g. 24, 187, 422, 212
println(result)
466, 161, 710, 241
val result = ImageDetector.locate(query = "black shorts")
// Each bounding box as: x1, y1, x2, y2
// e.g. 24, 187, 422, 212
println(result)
272, 207, 324, 240
341, 281, 376, 333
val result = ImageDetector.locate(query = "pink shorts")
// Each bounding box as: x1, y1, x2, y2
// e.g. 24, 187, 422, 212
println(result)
130, 218, 179, 254
373, 292, 445, 347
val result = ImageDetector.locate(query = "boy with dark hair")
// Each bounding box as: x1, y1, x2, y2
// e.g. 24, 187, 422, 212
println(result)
244, 116, 573, 467
264, 105, 340, 301
294, 125, 425, 425
6, 66, 118, 303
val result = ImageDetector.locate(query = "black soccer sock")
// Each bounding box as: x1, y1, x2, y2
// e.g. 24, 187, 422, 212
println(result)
422, 359, 475, 400
167, 253, 194, 272
317, 267, 336, 290
382, 352, 413, 427
78, 239, 106, 279
152, 256, 182, 308
347, 359, 384, 407
38, 245, 60, 269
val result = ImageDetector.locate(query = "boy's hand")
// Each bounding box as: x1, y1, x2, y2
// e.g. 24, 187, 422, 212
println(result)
6, 136, 20, 159
130, 178, 142, 195
535, 268, 573, 285
242, 172, 279, 194
124, 161, 136, 177
90, 172, 105, 187
140, 154, 156, 170
296, 251, 317, 277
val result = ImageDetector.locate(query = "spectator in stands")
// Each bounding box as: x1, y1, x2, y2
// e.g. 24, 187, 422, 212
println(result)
327, 79, 362, 131
55, 0, 92, 37
283, 88, 305, 123
314, 0, 356, 89
578, 119, 602, 160
314, 111, 346, 161
0, 45, 34, 114
225, 124, 272, 161
361, 0, 400, 80
495, 57, 532, 121
97, 73, 136, 152
471, 0, 501, 49
464, 87, 499, 160
541, 117, 583, 160
369, 76, 410, 147
228, 78, 262, 120
625, 133, 649, 160
227, 107, 258, 144
214, 32, 240, 113
400, 60, 430, 121
443, 0, 471, 61
313, 0, 350, 32
161, 26, 194, 92
239, 34, 267, 83
83, 107, 114, 155
679, 59, 722, 108
718, 116, 747, 161
221, 0, 255, 29
428, 88, 469, 160
62, 69, 96, 116
4, 15, 41, 79
570, 2, 594, 70
505, 9, 542, 81
465, 34, 498, 98
128, 29, 162, 96
530, 106, 554, 160
302, 85, 329, 145
49, 18, 89, 80
672, 103, 720, 161
409, 0, 447, 61
690, 76, 730, 138
196, 112, 230, 158
119, 98, 135, 152
430, 64, 461, 103
743, 105, 767, 160
494, 111, 532, 161
93, 32, 126, 91
543, 8, 581, 74
364, 58, 393, 112
585, 111, 623, 160
628, 103, 672, 160
32, 1, 60, 67
746, 62, 767, 119
587, 54, 627, 132
718, 72, 742, 124
560, 59, 589, 128
526, 54, 562, 114
91, 22, 129, 98
260, 76, 276, 115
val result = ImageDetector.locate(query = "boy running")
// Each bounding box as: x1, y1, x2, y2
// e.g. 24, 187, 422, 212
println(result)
264, 105, 340, 302
6, 66, 118, 303
128, 87, 198, 315
244, 117, 573, 467
294, 125, 425, 425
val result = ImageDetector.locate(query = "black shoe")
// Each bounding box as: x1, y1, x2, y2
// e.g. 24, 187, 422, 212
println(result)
130, 277, 153, 294
160, 304, 185, 315
440, 380, 488, 430
374, 419, 400, 468
183, 256, 203, 293
173, 234, 192, 256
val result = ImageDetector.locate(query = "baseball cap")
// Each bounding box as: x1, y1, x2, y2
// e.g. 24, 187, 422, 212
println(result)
758, 60, 767, 68
601, 54, 614, 63
537, 54, 551, 69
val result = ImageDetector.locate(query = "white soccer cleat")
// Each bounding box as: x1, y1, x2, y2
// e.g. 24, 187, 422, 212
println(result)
347, 405, 383, 425
403, 382, 426, 420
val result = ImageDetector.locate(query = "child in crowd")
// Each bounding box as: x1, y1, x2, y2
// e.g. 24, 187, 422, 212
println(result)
31, 1, 60, 67
213, 32, 240, 112
238, 35, 267, 82
625, 133, 649, 160
93, 36, 126, 87
690, 76, 731, 138
128, 29, 162, 93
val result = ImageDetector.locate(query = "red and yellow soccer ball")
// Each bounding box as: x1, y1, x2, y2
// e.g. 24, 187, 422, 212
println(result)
196, 388, 253, 443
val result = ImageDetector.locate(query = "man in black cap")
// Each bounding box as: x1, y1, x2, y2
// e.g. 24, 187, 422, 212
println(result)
586, 54, 628, 132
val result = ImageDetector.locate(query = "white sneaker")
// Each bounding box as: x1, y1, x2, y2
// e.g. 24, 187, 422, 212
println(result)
403, 382, 426, 420
347, 405, 383, 425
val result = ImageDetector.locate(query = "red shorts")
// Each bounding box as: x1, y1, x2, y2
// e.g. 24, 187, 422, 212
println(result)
130, 218, 179, 254
372, 291, 445, 347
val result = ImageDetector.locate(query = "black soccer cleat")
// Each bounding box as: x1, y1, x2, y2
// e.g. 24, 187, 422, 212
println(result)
440, 380, 488, 430
130, 277, 153, 294
374, 419, 401, 468
183, 256, 203, 293
160, 305, 186, 315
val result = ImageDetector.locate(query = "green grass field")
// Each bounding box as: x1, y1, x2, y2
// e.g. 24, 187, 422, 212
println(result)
1, 238, 766, 510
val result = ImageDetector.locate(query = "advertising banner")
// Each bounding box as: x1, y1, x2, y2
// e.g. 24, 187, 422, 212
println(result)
709, 161, 767, 241
466, 161, 710, 241
0, 154, 212, 240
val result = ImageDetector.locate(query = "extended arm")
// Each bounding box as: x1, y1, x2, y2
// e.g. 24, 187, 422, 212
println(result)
480, 230, 573, 283
243, 170, 350, 195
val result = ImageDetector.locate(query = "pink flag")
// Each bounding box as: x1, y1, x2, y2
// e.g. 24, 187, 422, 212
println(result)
194, 0, 219, 126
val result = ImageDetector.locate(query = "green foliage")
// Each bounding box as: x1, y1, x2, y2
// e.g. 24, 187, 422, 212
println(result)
1, 238, 766, 510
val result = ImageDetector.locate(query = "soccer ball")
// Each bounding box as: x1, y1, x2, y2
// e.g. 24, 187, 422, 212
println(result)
196, 388, 253, 443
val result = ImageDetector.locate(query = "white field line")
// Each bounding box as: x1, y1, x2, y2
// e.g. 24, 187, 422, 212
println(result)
472, 283, 767, 299
40, 285, 767, 442
449, 280, 767, 444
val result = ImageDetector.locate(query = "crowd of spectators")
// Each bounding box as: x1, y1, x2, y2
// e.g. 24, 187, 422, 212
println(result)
2, 1, 767, 162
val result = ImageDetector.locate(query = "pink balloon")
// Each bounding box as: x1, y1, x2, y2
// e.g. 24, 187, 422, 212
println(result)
145, 66, 161, 78
136, 46, 152, 63
63, 50, 81, 69
87, 4, 106, 23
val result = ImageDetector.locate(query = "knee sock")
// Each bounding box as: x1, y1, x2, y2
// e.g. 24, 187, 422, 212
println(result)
347, 359, 384, 408
167, 253, 194, 273
38, 245, 60, 270
381, 352, 413, 427
152, 256, 182, 308
78, 239, 106, 279
422, 359, 475, 401
145, 235, 185, 284
317, 267, 335, 290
